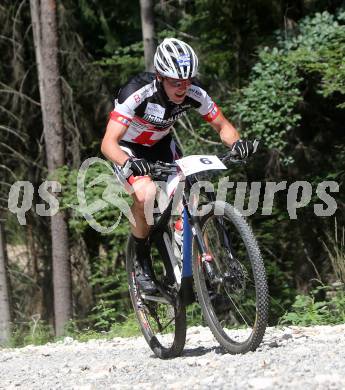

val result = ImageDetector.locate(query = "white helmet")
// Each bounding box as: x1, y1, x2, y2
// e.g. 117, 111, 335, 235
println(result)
154, 38, 198, 80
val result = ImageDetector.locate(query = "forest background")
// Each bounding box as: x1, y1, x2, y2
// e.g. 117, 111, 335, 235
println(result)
0, 0, 344, 345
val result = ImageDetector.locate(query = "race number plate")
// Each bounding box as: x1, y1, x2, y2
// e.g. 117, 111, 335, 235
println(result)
175, 155, 226, 176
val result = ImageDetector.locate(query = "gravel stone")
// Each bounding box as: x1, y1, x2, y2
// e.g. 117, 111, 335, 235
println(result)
0, 324, 345, 389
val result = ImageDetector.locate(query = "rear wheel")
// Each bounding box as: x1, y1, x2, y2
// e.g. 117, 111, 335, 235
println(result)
192, 201, 268, 354
126, 235, 186, 359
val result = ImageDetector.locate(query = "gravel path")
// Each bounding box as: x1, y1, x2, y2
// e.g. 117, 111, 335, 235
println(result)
0, 324, 344, 389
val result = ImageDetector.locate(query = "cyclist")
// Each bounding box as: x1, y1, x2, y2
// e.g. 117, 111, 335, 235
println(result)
101, 38, 257, 293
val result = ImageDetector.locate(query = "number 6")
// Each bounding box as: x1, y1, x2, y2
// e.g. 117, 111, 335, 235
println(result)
200, 157, 212, 165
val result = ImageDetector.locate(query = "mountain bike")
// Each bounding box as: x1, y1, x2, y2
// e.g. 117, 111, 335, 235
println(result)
126, 150, 269, 359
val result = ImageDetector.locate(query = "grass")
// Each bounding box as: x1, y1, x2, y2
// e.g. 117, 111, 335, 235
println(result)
323, 219, 345, 284
4, 303, 205, 349
3, 314, 141, 349
280, 220, 345, 326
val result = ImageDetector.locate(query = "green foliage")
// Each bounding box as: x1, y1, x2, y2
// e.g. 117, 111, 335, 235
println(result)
56, 163, 131, 236
280, 286, 345, 326
10, 318, 54, 347
65, 313, 140, 340
186, 303, 204, 327
323, 220, 345, 283
234, 11, 345, 161
89, 299, 116, 330
74, 0, 142, 56
56, 162, 132, 330
265, 257, 297, 322
235, 49, 303, 157
96, 42, 145, 84
171, 0, 285, 87
284, 11, 345, 106
280, 293, 329, 325
108, 314, 141, 337
8, 315, 140, 348
88, 257, 131, 331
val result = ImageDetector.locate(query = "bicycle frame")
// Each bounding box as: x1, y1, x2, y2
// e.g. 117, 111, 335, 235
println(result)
148, 173, 221, 305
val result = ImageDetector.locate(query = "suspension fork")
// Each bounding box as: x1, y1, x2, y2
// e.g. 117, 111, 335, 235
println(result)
182, 183, 235, 278
205, 190, 234, 257
204, 189, 236, 261
182, 187, 215, 279
214, 216, 236, 261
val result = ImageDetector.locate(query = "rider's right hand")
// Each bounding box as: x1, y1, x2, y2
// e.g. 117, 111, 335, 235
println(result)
122, 158, 151, 177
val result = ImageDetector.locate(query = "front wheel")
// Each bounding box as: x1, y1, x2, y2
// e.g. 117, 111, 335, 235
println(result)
126, 235, 186, 359
192, 201, 269, 354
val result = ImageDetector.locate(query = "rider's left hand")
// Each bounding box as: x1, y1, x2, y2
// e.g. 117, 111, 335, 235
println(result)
231, 139, 259, 159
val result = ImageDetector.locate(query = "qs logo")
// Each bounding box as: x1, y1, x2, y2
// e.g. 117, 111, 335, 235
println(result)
76, 157, 135, 233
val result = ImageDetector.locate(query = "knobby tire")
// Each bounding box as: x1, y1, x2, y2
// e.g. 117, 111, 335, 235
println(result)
126, 235, 187, 359
192, 201, 269, 354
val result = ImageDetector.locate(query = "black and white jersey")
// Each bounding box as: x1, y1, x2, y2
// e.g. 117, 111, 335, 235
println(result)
109, 72, 220, 147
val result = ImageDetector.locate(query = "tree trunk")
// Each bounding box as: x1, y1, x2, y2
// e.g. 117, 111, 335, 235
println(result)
139, 0, 156, 72
0, 218, 11, 345
30, 0, 72, 336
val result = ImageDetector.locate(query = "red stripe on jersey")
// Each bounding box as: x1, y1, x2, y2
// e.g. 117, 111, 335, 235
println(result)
133, 115, 150, 124
109, 111, 132, 127
202, 103, 220, 123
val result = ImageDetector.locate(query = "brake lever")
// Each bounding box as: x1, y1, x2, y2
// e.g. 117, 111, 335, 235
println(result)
221, 152, 246, 165
149, 161, 178, 180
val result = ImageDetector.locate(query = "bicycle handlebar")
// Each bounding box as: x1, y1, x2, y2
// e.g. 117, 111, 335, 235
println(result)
148, 150, 245, 179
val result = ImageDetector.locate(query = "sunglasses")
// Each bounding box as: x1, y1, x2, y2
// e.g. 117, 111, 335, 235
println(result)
164, 77, 194, 88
